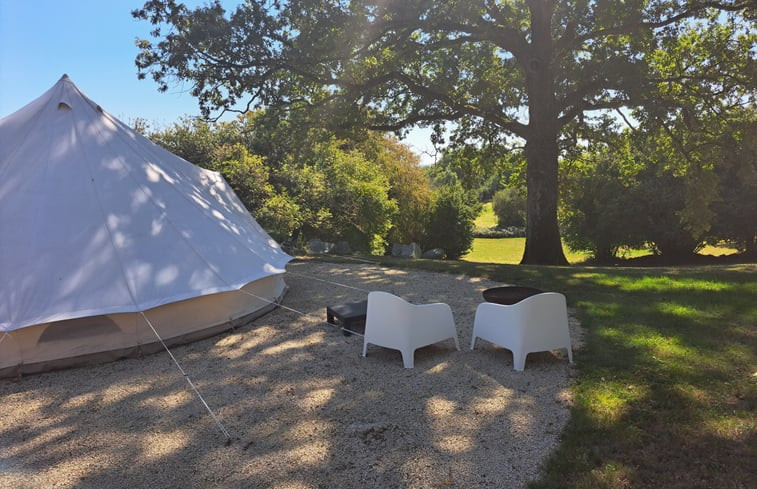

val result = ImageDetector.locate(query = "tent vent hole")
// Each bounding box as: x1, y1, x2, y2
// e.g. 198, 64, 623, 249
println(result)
96, 105, 103, 113
57, 102, 71, 110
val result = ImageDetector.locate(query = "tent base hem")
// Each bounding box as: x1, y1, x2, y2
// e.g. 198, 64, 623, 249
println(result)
0, 287, 286, 379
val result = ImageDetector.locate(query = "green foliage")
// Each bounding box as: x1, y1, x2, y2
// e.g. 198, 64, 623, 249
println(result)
309, 139, 398, 253
150, 117, 231, 168
422, 184, 480, 260
492, 186, 527, 228
561, 93, 757, 261
257, 192, 301, 244
134, 0, 754, 264
706, 116, 757, 255
560, 141, 646, 262
561, 142, 708, 260
634, 166, 704, 257
427, 147, 521, 201
209, 143, 273, 216
426, 164, 460, 189
145, 112, 435, 253
370, 137, 433, 245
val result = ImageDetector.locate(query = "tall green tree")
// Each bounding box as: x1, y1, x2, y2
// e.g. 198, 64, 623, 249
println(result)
134, 0, 755, 264
365, 136, 434, 244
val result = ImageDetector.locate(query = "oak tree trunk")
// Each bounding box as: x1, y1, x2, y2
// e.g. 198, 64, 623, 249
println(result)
522, 127, 568, 265
520, 0, 569, 266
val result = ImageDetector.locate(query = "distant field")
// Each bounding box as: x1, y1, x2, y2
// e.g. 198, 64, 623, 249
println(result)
474, 202, 497, 228
699, 243, 740, 255
463, 237, 740, 265
468, 203, 740, 264
463, 237, 591, 264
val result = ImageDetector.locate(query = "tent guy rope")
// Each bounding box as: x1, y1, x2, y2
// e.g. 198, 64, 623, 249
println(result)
285, 270, 371, 293
237, 288, 365, 338
235, 265, 394, 337
139, 312, 232, 444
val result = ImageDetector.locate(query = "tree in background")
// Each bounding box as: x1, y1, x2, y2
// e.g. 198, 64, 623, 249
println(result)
708, 118, 757, 255
560, 138, 645, 261
134, 0, 754, 265
367, 136, 433, 245
305, 138, 398, 254
427, 146, 518, 202
422, 183, 481, 260
150, 116, 224, 167
560, 103, 756, 261
210, 143, 275, 218
146, 113, 434, 253
492, 186, 527, 229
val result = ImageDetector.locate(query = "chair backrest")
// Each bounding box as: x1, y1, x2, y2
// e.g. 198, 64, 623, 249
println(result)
366, 291, 412, 337
517, 292, 570, 347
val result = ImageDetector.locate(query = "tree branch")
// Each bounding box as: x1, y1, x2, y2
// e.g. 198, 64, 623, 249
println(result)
565, 1, 756, 50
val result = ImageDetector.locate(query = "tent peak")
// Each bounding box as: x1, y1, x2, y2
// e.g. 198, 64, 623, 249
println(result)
60, 74, 70, 81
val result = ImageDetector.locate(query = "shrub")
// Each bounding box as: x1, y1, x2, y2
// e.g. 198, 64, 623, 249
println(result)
492, 187, 526, 228
560, 146, 645, 261
634, 168, 703, 257
473, 226, 525, 238
422, 184, 480, 259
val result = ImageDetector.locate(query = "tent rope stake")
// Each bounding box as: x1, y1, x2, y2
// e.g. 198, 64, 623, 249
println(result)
139, 312, 232, 444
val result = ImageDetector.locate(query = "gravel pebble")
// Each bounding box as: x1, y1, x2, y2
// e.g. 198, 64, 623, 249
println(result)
0, 260, 582, 489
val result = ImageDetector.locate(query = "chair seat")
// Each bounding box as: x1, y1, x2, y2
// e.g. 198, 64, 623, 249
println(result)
471, 292, 573, 371
362, 291, 459, 368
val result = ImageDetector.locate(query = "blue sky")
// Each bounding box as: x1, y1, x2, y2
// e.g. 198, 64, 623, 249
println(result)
0, 0, 435, 161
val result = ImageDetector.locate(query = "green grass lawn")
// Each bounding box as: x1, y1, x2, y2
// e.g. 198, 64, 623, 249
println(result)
463, 238, 741, 265
474, 201, 498, 228
463, 237, 592, 264
470, 202, 740, 264
367, 256, 757, 488
699, 243, 740, 256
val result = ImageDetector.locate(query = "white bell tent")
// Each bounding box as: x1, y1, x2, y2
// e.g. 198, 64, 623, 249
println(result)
0, 75, 292, 377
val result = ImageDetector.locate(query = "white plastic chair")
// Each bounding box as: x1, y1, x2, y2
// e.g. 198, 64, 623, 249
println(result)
362, 291, 460, 368
470, 292, 573, 371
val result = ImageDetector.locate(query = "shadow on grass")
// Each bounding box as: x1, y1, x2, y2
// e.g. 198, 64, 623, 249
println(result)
371, 257, 756, 489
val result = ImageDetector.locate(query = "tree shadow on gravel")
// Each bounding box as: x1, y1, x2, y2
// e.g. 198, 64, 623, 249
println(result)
0, 260, 578, 489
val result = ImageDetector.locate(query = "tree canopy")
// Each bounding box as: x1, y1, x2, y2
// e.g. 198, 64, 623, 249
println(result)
134, 0, 756, 264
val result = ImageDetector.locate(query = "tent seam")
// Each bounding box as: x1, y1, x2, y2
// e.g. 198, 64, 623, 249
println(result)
72, 101, 144, 314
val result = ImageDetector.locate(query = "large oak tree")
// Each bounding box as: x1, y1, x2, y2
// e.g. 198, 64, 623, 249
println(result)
133, 0, 755, 264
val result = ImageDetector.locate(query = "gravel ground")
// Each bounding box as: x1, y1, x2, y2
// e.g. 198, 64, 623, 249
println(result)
0, 259, 582, 489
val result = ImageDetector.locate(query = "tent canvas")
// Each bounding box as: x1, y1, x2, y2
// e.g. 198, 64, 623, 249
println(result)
0, 75, 292, 376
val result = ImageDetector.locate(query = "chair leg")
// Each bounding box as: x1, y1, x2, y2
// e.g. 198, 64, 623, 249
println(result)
470, 335, 477, 350
566, 346, 574, 364
452, 335, 460, 351
512, 351, 527, 371
362, 340, 368, 358
401, 349, 415, 369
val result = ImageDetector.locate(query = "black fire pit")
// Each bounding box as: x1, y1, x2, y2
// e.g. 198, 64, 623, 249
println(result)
482, 286, 544, 305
